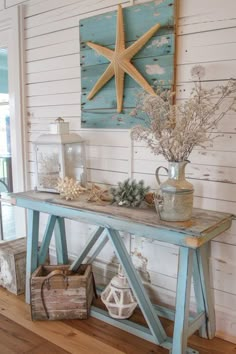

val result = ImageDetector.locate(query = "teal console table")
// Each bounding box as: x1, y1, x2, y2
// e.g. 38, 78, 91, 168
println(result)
10, 191, 233, 354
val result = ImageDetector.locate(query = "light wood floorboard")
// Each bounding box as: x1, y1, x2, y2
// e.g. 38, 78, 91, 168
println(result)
0, 313, 68, 353
0, 287, 235, 354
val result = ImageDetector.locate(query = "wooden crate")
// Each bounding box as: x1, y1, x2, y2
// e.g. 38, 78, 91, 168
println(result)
30, 264, 94, 321
0, 237, 26, 295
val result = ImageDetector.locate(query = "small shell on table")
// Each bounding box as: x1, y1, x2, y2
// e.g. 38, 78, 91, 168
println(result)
87, 184, 112, 203
56, 177, 86, 200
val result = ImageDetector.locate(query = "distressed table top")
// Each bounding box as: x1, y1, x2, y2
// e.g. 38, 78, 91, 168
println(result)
8, 191, 233, 248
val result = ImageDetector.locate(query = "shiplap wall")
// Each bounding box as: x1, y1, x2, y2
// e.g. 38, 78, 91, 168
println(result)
1, 0, 236, 343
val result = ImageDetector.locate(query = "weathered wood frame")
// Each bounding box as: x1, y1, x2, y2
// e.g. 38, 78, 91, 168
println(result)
11, 191, 233, 354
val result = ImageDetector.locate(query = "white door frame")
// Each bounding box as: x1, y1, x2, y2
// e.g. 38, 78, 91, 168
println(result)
0, 6, 26, 236
0, 6, 26, 192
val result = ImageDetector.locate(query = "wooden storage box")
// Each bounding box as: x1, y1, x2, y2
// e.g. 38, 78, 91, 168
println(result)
0, 237, 26, 295
30, 264, 94, 321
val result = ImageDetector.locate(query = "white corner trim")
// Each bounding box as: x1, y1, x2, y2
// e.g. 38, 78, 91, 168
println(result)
0, 5, 26, 238
0, 6, 26, 192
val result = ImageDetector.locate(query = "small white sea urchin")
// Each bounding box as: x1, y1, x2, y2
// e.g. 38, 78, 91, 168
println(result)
56, 177, 86, 200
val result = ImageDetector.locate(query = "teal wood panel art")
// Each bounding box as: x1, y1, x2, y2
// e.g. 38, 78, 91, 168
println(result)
79, 0, 176, 129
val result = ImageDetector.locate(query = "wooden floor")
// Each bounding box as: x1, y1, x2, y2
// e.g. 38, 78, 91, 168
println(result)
0, 287, 235, 354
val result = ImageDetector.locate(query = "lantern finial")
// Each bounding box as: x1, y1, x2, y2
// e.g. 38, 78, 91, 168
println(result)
55, 117, 64, 122
50, 118, 69, 135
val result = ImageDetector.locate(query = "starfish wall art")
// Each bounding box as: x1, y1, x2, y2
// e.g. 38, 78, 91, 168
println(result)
79, 0, 176, 129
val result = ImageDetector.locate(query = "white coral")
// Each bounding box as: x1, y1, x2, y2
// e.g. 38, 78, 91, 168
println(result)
56, 177, 86, 200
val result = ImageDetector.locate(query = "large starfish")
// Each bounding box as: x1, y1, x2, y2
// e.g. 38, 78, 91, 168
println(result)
86, 4, 160, 113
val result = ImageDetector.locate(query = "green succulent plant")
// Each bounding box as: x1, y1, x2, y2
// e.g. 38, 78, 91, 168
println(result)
110, 179, 150, 207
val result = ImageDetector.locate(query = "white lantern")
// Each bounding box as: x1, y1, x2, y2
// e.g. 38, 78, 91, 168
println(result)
34, 118, 87, 192
101, 266, 137, 319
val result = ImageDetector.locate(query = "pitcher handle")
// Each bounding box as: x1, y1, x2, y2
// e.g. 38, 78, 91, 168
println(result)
155, 166, 168, 185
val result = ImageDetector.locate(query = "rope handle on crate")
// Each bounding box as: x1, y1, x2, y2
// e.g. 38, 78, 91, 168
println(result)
40, 267, 97, 319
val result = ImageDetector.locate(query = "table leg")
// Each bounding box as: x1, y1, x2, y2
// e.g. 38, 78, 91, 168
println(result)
193, 244, 216, 339
193, 250, 207, 338
88, 232, 109, 263
173, 247, 193, 354
107, 228, 167, 345
70, 226, 105, 271
54, 217, 68, 264
38, 215, 57, 265
26, 210, 39, 304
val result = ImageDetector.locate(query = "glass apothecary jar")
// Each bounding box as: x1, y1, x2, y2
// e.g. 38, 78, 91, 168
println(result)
34, 118, 87, 192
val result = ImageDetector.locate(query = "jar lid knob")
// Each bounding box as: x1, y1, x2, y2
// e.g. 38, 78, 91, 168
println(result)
55, 117, 64, 122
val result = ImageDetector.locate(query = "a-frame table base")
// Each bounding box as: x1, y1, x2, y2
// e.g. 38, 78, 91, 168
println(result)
24, 206, 220, 354
70, 228, 214, 354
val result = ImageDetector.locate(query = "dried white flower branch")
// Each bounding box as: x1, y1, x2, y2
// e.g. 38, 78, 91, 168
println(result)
131, 66, 236, 162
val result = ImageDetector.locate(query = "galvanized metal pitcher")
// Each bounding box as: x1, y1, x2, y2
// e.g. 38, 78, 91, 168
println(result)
155, 161, 194, 221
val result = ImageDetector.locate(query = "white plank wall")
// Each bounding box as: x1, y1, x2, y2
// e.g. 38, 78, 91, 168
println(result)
1, 0, 236, 343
